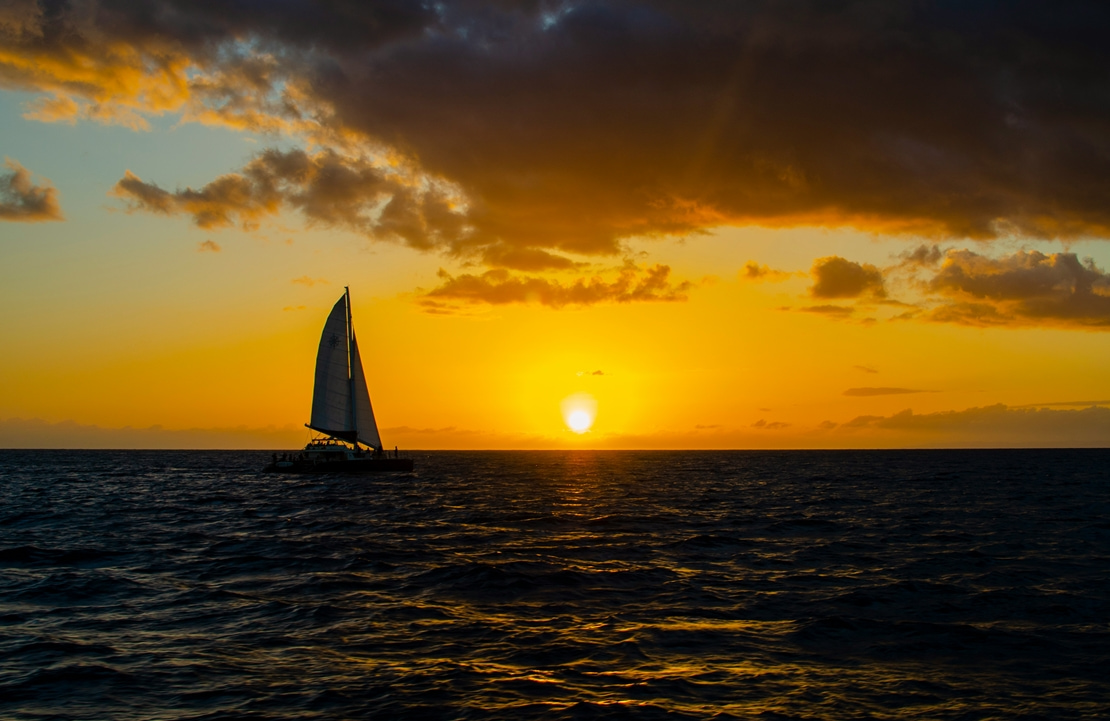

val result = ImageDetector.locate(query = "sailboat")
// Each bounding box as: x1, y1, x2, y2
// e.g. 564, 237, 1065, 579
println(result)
264, 288, 413, 473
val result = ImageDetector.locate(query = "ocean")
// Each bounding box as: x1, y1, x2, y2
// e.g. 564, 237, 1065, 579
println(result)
0, 449, 1107, 719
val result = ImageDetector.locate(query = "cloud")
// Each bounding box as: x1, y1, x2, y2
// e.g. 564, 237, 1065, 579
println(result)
482, 244, 586, 271
854, 365, 878, 374
8, 2, 1110, 258
834, 405, 1110, 448
197, 239, 220, 252
751, 419, 790, 430
592, 370, 605, 376
291, 275, 328, 286
792, 247, 1110, 331
843, 387, 927, 397
810, 256, 885, 299
0, 158, 63, 222
740, 260, 792, 282
921, 249, 1110, 329
420, 263, 692, 310
800, 304, 854, 316
112, 149, 470, 248
899, 244, 944, 268
0, 417, 304, 450
1013, 400, 1110, 408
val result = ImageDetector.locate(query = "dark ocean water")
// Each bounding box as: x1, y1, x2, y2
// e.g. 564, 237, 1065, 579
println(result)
0, 449, 1108, 720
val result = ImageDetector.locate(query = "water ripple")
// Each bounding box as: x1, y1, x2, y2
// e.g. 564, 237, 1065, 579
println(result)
0, 449, 1107, 719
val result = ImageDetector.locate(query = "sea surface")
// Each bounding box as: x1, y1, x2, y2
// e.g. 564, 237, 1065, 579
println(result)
0, 450, 1108, 720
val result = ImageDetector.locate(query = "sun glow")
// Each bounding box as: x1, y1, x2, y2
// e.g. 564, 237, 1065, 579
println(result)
561, 393, 598, 434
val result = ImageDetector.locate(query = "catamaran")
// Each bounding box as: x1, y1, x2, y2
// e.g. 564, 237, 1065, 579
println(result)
264, 288, 413, 473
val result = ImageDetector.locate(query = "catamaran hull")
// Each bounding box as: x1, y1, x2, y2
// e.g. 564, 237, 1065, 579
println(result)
263, 458, 414, 474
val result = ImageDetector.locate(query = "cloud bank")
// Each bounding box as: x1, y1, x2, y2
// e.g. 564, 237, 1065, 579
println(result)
4, 1, 1110, 258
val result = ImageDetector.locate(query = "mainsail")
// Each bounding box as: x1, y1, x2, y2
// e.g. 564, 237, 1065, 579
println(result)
307, 289, 383, 451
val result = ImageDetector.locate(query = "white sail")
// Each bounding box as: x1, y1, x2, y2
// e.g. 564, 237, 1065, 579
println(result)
350, 333, 383, 451
309, 295, 355, 439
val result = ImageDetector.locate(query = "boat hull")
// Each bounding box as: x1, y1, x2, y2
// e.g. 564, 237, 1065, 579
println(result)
263, 458, 413, 474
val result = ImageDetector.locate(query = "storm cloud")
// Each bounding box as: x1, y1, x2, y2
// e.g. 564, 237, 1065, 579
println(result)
4, 1, 1110, 258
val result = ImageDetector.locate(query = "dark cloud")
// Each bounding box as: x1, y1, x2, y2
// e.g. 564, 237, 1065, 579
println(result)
925, 249, 1110, 328
0, 158, 63, 222
752, 419, 790, 430
591, 370, 604, 375
844, 387, 926, 397
810, 256, 885, 299
197, 239, 220, 252
420, 263, 691, 310
854, 365, 878, 374
7, 1, 1110, 257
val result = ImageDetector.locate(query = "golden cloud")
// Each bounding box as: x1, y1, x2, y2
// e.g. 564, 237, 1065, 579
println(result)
791, 248, 1110, 330
420, 264, 692, 310
923, 250, 1110, 329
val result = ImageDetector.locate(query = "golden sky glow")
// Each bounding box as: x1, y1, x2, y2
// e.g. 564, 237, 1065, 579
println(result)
2, 2, 1110, 448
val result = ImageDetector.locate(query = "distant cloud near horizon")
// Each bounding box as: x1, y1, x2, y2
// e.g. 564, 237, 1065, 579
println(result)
197, 240, 220, 252
0, 159, 63, 222
291, 276, 329, 287
844, 387, 927, 397
835, 405, 1110, 448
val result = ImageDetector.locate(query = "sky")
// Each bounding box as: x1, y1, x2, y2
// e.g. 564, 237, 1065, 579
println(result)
2, 0, 1110, 449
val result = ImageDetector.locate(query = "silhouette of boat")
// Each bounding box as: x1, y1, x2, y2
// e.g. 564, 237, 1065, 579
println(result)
264, 288, 413, 473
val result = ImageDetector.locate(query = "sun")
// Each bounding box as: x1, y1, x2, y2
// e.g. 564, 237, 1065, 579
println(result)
561, 393, 598, 434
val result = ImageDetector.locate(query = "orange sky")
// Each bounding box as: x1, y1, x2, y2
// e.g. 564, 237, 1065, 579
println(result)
2, 2, 1110, 448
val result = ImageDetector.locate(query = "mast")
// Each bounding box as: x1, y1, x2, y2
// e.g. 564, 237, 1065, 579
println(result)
345, 286, 359, 449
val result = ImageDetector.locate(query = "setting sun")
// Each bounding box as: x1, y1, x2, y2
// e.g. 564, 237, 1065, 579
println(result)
561, 393, 598, 434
